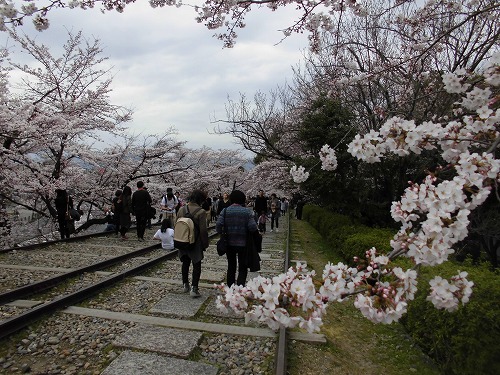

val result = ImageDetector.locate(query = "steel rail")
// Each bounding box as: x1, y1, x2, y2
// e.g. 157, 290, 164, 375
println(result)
0, 250, 177, 340
0, 229, 113, 254
275, 212, 291, 375
0, 243, 161, 305
0, 224, 216, 254
0, 231, 220, 340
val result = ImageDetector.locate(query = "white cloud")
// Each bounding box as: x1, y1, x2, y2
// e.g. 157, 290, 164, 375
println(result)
1, 2, 308, 152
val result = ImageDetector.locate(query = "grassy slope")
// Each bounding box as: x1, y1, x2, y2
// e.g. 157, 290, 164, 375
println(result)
286, 217, 439, 375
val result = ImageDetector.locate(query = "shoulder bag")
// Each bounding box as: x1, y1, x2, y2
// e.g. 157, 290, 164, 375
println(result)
216, 208, 228, 256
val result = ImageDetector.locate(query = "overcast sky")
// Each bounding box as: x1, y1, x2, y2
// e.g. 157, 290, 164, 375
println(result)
1, 2, 308, 153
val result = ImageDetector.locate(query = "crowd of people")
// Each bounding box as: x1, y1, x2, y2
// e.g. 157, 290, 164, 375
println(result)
55, 185, 295, 299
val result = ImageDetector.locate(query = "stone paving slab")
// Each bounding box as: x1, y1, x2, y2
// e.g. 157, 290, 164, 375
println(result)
113, 324, 202, 358
204, 298, 244, 319
6, 299, 43, 308
101, 350, 218, 375
0, 264, 73, 272
64, 306, 276, 338
202, 264, 282, 274
150, 292, 208, 317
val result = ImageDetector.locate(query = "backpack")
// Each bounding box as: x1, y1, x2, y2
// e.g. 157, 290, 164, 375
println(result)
174, 205, 202, 251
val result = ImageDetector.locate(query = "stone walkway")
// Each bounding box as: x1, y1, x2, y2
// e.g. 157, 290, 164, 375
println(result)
96, 213, 300, 374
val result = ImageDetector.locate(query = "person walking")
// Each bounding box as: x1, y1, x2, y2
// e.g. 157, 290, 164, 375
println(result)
132, 180, 152, 241
111, 189, 122, 236
253, 190, 268, 218
216, 192, 231, 216
159, 187, 178, 224
153, 218, 175, 250
118, 186, 132, 240
54, 189, 73, 239
174, 191, 183, 213
176, 189, 209, 297
295, 198, 305, 220
270, 202, 280, 232
216, 190, 259, 287
202, 196, 212, 227
280, 197, 288, 216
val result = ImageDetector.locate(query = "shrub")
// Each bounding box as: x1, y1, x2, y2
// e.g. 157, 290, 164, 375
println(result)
301, 204, 499, 374
402, 262, 500, 375
341, 228, 394, 262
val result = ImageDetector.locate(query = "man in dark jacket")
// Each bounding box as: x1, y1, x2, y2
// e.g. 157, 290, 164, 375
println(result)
253, 190, 268, 217
132, 180, 152, 241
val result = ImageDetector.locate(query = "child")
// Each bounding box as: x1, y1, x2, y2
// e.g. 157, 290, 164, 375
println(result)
153, 218, 175, 250
258, 211, 268, 234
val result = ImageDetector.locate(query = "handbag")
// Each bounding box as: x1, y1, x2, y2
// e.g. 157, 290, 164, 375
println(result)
216, 209, 228, 256
246, 230, 261, 272
66, 218, 76, 234
69, 208, 80, 221
66, 195, 80, 221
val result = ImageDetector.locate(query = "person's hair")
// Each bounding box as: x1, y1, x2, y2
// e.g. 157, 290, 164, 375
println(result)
137, 181, 144, 188
230, 190, 246, 205
188, 189, 207, 205
122, 185, 132, 196
55, 189, 67, 199
261, 211, 266, 215
160, 218, 172, 233
115, 189, 122, 197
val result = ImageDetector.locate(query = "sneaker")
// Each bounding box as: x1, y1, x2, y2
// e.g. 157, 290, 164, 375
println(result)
190, 286, 201, 298
182, 283, 190, 293
275, 228, 279, 232
270, 229, 273, 232
121, 235, 128, 240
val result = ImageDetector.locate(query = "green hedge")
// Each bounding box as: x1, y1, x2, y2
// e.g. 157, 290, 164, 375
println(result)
402, 262, 500, 375
302, 204, 394, 262
301, 204, 499, 374
342, 228, 394, 261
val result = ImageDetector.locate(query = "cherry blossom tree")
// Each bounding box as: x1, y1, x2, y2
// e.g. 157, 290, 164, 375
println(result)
0, 29, 247, 246
0, 29, 132, 244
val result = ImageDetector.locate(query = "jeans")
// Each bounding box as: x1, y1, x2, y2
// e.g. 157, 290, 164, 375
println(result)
226, 246, 248, 287
181, 255, 201, 287
271, 215, 279, 230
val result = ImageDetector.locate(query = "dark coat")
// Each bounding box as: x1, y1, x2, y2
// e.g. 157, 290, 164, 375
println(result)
254, 195, 268, 214
217, 199, 231, 215
132, 189, 152, 216
246, 230, 262, 272
119, 195, 132, 229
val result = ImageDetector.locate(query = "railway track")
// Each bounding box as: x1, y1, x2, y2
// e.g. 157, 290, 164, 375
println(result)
0, 216, 323, 374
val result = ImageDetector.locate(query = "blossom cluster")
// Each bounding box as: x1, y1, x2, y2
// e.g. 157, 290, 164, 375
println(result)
290, 165, 309, 183
216, 248, 433, 331
319, 144, 338, 171
427, 271, 474, 312
216, 263, 326, 333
